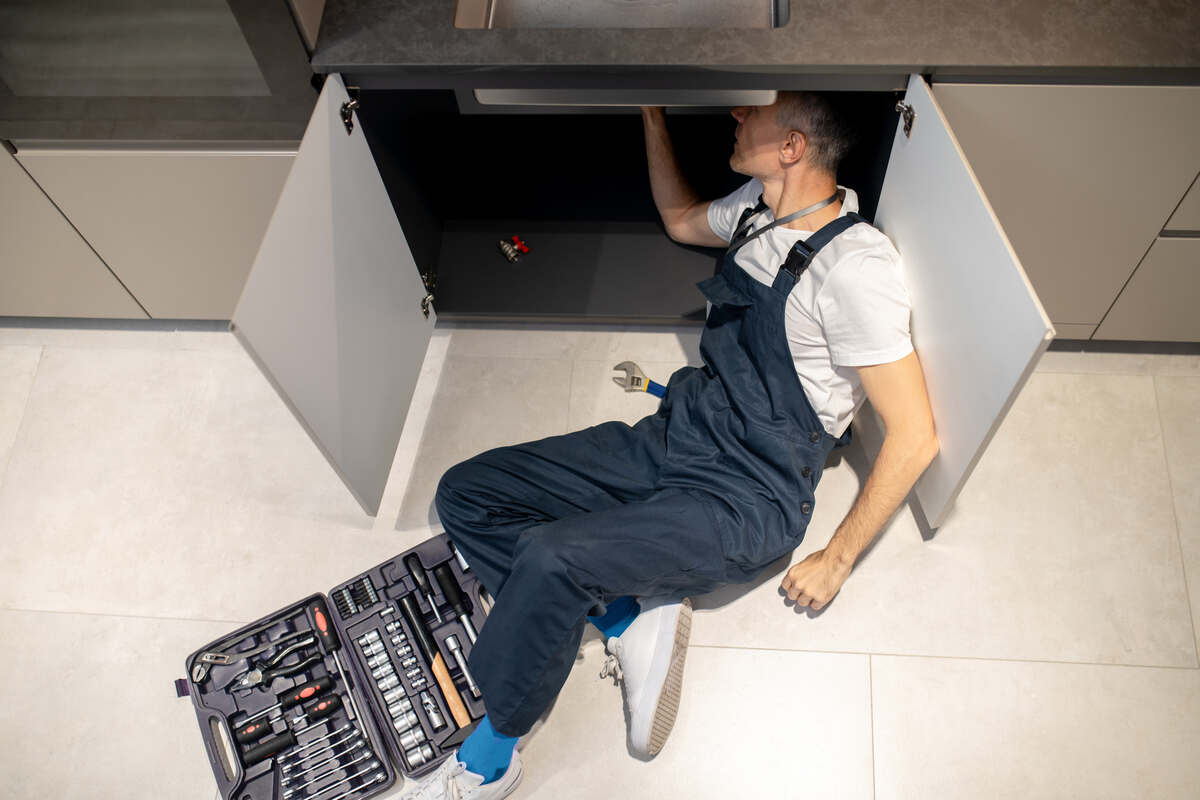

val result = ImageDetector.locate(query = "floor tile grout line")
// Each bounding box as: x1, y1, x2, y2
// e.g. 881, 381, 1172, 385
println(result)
1, 605, 257, 627
689, 643, 1200, 671
1150, 374, 1200, 668
868, 654, 876, 800
0, 345, 44, 491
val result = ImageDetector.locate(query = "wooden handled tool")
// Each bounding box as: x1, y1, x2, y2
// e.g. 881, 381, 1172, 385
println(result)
398, 593, 472, 728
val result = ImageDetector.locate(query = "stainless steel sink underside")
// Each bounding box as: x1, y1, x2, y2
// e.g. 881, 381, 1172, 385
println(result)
455, 0, 790, 29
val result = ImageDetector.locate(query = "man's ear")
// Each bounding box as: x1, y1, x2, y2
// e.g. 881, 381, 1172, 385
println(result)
780, 130, 807, 166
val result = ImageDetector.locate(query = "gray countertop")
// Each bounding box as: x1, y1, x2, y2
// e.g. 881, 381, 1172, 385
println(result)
313, 0, 1200, 77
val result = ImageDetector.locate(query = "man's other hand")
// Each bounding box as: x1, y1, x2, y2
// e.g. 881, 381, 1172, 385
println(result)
780, 548, 852, 611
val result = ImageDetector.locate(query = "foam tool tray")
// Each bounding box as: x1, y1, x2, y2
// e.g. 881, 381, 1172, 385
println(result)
182, 533, 491, 800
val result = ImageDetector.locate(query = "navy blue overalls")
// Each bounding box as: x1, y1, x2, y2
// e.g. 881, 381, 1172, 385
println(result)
436, 196, 870, 737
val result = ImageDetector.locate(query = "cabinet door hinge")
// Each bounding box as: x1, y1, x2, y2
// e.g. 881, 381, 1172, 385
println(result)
895, 101, 915, 138
420, 272, 436, 319
341, 86, 361, 135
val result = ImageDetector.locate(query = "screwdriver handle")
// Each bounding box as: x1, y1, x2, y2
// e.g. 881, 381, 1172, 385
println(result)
433, 564, 469, 617
244, 675, 335, 723
404, 554, 433, 598
234, 717, 275, 745
306, 598, 342, 655
242, 730, 296, 767
300, 694, 343, 722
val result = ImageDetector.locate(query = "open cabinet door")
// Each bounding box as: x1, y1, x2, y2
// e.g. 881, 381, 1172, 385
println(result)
855, 74, 1055, 531
231, 74, 435, 516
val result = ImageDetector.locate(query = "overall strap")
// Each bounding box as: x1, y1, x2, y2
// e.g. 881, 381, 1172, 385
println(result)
779, 212, 868, 280
730, 196, 770, 246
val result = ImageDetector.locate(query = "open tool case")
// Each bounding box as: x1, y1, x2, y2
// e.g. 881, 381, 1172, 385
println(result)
182, 533, 490, 800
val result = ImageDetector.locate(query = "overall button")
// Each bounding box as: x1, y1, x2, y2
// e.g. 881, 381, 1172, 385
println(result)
801, 502, 812, 515
801, 466, 811, 478
808, 432, 820, 443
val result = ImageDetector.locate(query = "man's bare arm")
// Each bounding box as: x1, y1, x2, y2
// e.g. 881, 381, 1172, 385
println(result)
781, 349, 939, 609
641, 106, 727, 247
825, 350, 939, 569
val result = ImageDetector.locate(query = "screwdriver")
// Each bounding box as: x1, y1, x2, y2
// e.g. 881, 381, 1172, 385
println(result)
433, 563, 478, 644
404, 554, 443, 623
243, 676, 334, 724
306, 597, 366, 735
234, 684, 340, 744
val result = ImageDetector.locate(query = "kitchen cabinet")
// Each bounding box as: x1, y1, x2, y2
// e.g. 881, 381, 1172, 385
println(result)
14, 146, 295, 320
231, 74, 1054, 532
932, 84, 1200, 335
1166, 173, 1200, 232
1093, 238, 1200, 342
0, 149, 145, 319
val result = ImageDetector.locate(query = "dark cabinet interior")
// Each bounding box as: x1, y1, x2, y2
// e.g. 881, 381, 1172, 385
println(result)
357, 89, 900, 322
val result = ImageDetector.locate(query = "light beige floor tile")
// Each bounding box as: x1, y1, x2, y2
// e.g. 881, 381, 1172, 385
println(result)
567, 359, 684, 430
396, 354, 573, 530
0, 345, 423, 621
1036, 348, 1200, 377
872, 654, 1200, 800
0, 345, 41, 477
376, 328, 452, 537
1155, 376, 1200, 659
497, 639, 873, 800
0, 609, 233, 800
0, 322, 240, 353
443, 322, 701, 364
691, 371, 1197, 668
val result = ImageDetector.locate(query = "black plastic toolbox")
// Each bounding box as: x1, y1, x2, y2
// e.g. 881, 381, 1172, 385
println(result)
183, 533, 490, 799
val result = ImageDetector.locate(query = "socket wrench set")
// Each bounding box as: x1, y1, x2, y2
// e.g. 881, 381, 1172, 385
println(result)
183, 534, 490, 799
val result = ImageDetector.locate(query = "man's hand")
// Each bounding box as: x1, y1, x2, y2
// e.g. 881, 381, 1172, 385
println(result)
780, 548, 853, 611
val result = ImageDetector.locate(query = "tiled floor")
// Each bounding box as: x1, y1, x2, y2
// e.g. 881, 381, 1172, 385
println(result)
1, 321, 1198, 799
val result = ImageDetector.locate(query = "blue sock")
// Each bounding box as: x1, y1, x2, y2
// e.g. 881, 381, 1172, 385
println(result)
587, 595, 641, 638
458, 714, 518, 784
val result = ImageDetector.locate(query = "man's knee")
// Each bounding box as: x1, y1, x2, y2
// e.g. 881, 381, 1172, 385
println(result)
434, 456, 490, 530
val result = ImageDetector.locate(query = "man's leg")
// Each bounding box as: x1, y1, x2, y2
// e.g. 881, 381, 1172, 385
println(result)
432, 416, 677, 783
435, 415, 670, 621
453, 487, 728, 738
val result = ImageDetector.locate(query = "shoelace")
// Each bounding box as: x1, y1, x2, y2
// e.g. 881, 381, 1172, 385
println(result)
414, 759, 469, 800
599, 652, 623, 681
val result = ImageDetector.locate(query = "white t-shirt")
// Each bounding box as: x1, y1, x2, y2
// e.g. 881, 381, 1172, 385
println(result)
707, 178, 913, 438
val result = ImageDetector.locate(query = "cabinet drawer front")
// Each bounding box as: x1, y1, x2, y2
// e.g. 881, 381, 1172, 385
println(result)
0, 150, 146, 319
15, 147, 294, 320
1094, 238, 1200, 342
1166, 173, 1200, 233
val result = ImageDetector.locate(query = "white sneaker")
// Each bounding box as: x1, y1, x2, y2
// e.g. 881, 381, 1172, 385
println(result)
398, 747, 523, 800
599, 596, 693, 758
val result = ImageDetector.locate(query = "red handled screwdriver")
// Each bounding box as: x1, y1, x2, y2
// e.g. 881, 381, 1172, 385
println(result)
306, 597, 365, 733
234, 678, 337, 744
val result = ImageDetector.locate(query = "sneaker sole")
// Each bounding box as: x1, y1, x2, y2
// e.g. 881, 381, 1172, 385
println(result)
646, 596, 693, 756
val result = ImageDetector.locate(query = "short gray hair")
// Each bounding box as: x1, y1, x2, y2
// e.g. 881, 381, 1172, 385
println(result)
773, 92, 856, 177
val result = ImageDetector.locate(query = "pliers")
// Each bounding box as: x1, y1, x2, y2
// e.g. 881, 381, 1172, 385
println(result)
612, 361, 666, 398
229, 634, 319, 693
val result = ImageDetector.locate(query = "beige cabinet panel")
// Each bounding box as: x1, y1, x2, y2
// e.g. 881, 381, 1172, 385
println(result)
1166, 172, 1200, 232
15, 147, 294, 320
934, 84, 1200, 328
1094, 238, 1200, 342
1052, 323, 1098, 340
0, 150, 146, 319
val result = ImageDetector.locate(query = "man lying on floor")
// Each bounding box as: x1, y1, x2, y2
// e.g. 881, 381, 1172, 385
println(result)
400, 92, 939, 800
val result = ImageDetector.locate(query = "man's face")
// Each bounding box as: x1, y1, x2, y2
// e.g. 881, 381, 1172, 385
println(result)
729, 102, 799, 178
